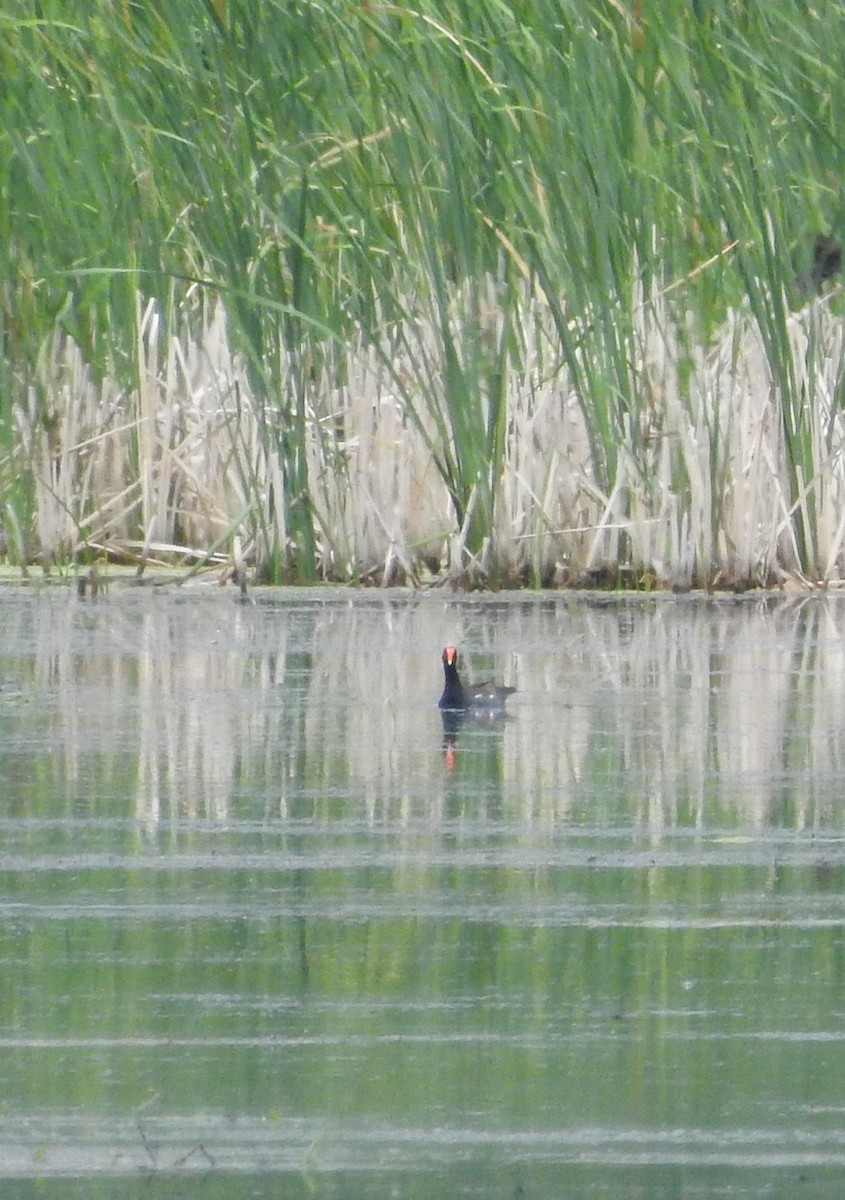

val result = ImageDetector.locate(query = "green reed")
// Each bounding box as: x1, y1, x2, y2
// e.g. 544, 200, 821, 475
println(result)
2, 1, 845, 583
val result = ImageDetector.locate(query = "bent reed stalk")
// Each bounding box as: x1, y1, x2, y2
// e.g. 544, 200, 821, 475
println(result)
3, 1, 845, 588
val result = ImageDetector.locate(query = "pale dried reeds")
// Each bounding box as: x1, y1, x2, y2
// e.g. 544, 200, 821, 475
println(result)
13, 281, 845, 590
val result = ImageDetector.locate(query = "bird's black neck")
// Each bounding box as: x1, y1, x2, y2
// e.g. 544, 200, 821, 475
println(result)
439, 659, 467, 709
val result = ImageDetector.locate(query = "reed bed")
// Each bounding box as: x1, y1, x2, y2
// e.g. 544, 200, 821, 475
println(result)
13, 287, 845, 587
3, 1, 845, 588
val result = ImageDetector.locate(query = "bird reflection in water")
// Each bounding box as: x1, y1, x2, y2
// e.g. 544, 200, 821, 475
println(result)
440, 706, 464, 771
440, 704, 515, 771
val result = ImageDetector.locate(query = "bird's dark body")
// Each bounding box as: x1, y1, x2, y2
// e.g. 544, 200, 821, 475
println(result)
439, 646, 515, 713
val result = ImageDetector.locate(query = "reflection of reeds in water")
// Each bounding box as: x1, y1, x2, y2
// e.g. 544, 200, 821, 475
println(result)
19, 291, 845, 587
7, 593, 845, 831
510, 595, 845, 832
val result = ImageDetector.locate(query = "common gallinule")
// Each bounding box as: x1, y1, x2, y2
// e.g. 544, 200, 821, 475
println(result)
796, 234, 842, 292
439, 645, 516, 713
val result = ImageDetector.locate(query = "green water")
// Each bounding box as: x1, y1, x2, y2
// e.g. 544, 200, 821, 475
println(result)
0, 587, 844, 1198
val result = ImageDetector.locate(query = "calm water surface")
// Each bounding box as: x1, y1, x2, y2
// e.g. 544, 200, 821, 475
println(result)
1, 585, 844, 1199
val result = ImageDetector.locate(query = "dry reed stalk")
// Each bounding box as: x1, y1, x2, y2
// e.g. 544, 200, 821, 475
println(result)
15, 282, 845, 588
306, 335, 453, 580
788, 300, 845, 579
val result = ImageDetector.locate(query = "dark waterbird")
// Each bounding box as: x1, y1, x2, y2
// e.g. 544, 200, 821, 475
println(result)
795, 234, 842, 293
439, 645, 516, 714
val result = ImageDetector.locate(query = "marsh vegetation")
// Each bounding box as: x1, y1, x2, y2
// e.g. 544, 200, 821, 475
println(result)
3, 2, 845, 588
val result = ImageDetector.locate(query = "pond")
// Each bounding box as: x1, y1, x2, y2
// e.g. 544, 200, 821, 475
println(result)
1, 584, 844, 1199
